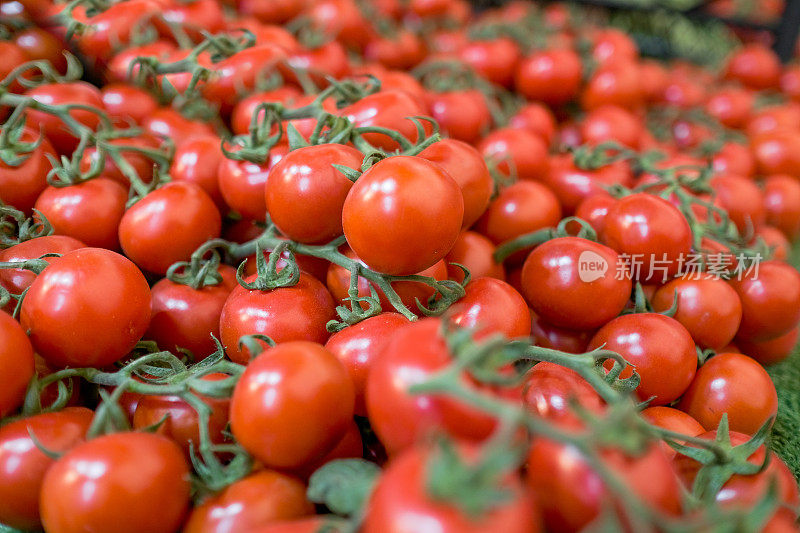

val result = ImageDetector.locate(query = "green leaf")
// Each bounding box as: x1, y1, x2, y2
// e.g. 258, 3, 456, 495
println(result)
307, 459, 381, 517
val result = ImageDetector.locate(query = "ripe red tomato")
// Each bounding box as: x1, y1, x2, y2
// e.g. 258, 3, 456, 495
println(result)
514, 48, 582, 107
266, 144, 362, 244
20, 248, 152, 368
364, 445, 541, 533
444, 231, 505, 282
218, 145, 287, 222
0, 407, 93, 530
426, 90, 492, 145
478, 127, 549, 181
752, 131, 800, 177
736, 326, 798, 366
678, 352, 778, 435
40, 432, 190, 533
0, 311, 34, 417
542, 154, 631, 215
75, 0, 158, 62
711, 141, 756, 177
710, 174, 765, 233
530, 312, 594, 354
581, 61, 643, 111
364, 29, 426, 70
119, 182, 221, 275
574, 192, 618, 235
651, 275, 742, 351
171, 134, 226, 209
724, 44, 781, 90
342, 156, 463, 276
589, 313, 697, 405
184, 469, 314, 533
728, 260, 800, 342
459, 37, 521, 87
35, 178, 128, 250
341, 90, 429, 151
325, 312, 410, 416
230, 341, 354, 469
219, 272, 336, 363
230, 86, 302, 135
25, 82, 105, 155
523, 361, 604, 428
580, 105, 642, 149
590, 28, 638, 66
446, 277, 531, 340
521, 237, 632, 331
202, 44, 287, 111
509, 102, 557, 145
763, 174, 800, 239
705, 87, 755, 129
0, 235, 85, 299
291, 419, 364, 480
641, 406, 705, 458
143, 107, 215, 145
0, 128, 55, 213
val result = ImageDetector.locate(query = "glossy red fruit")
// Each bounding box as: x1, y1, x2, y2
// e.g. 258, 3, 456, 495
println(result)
0, 235, 85, 299
763, 174, 800, 239
478, 127, 549, 181
523, 361, 604, 428
25, 82, 104, 155
444, 231, 505, 283
725, 44, 781, 90
514, 48, 582, 107
0, 311, 34, 418
446, 277, 531, 340
736, 327, 799, 366
641, 406, 705, 458
530, 312, 593, 354
0, 128, 55, 213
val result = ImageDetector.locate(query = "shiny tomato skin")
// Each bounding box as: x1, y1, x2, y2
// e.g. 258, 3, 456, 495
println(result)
728, 260, 800, 342
365, 318, 498, 456
202, 44, 287, 111
20, 248, 151, 368
219, 272, 336, 364
184, 470, 314, 533
514, 48, 582, 107
580, 105, 642, 149
574, 192, 617, 235
711, 141, 756, 177
523, 361, 604, 428
459, 37, 521, 87
266, 144, 361, 244
229, 341, 355, 469
641, 406, 705, 458
763, 174, 800, 239
419, 139, 493, 229
364, 30, 426, 70
364, 445, 541, 533
542, 154, 631, 215
705, 87, 755, 129
0, 128, 55, 213
530, 312, 593, 354
478, 127, 549, 181
171, 134, 226, 209
101, 83, 159, 126
341, 90, 429, 151
724, 44, 781, 90
324, 312, 410, 416
601, 193, 693, 283
35, 178, 128, 250
509, 102, 557, 145
342, 156, 463, 276
40, 432, 190, 533
446, 277, 531, 340
143, 107, 215, 145
230, 86, 302, 135
710, 174, 765, 233
651, 275, 742, 351
291, 419, 364, 480
119, 182, 222, 275
581, 61, 643, 111
426, 90, 492, 144
736, 326, 798, 366
25, 82, 104, 155
678, 352, 778, 435
0, 407, 93, 530
0, 311, 34, 418
521, 237, 632, 331
589, 313, 697, 405
0, 235, 86, 298
752, 131, 800, 177
444, 231, 505, 283
218, 152, 282, 222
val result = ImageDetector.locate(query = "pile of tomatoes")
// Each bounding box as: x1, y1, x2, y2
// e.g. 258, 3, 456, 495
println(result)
2, 0, 800, 531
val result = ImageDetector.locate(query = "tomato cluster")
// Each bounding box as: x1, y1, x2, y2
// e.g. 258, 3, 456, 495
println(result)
1, 0, 800, 532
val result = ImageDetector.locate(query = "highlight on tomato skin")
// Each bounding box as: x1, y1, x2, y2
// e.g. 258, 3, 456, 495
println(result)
0, 1, 799, 532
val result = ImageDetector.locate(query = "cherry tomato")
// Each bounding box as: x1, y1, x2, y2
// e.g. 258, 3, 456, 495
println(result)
574, 192, 618, 235
236, 0, 306, 23
75, 0, 158, 62
444, 231, 505, 283
292, 419, 364, 480
590, 28, 638, 66
752, 131, 800, 177
523, 361, 604, 428
478, 127, 549, 181
705, 87, 755, 129
230, 341, 354, 469
171, 134, 226, 209
218, 145, 287, 221
459, 37, 521, 87
0, 127, 55, 213
25, 82, 104, 155
580, 105, 642, 149
143, 107, 215, 145
364, 29, 426, 70
341, 90, 429, 151
581, 61, 643, 111
426, 90, 491, 144
202, 44, 287, 112
0, 310, 34, 417
40, 432, 190, 533
530, 311, 594, 354
508, 102, 557, 145
446, 277, 530, 339
100, 83, 159, 126
0, 235, 85, 299
763, 174, 800, 239
724, 44, 781, 90
641, 406, 705, 458
736, 326, 799, 366
711, 141, 756, 177
514, 48, 582, 107
678, 352, 778, 435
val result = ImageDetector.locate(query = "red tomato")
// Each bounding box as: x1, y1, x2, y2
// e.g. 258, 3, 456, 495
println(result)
79, 134, 162, 186
508, 102, 557, 145
230, 341, 354, 468
523, 361, 604, 428
678, 352, 778, 435
763, 174, 800, 239
418, 139, 493, 228
478, 127, 549, 181
364, 30, 426, 70
426, 90, 492, 144
75, 0, 158, 62
266, 144, 362, 244
581, 61, 643, 111
0, 127, 55, 213
184, 470, 314, 533
0, 41, 31, 93
710, 174, 765, 233
590, 28, 638, 66
0, 407, 93, 530
106, 41, 176, 83
341, 90, 429, 151
724, 44, 781, 90
589, 313, 697, 405
574, 192, 618, 235
728, 260, 800, 342
752, 130, 800, 177
580, 105, 642, 149
651, 275, 742, 351
364, 445, 541, 533
292, 419, 364, 480
752, 225, 790, 261
236, 0, 306, 23
446, 277, 530, 339
202, 44, 287, 112
444, 231, 505, 283
736, 326, 799, 366
530, 312, 593, 354
35, 178, 128, 250
459, 37, 521, 87
230, 86, 302, 135
219, 272, 336, 364
0, 311, 34, 417
20, 248, 151, 368
514, 48, 582, 107
641, 406, 705, 458
705, 87, 755, 129
218, 145, 287, 221
40, 432, 190, 533
25, 82, 104, 155
711, 141, 756, 177
143, 107, 215, 145
325, 312, 410, 416
0, 235, 85, 299
171, 134, 226, 209
119, 182, 221, 275
342, 156, 463, 276
100, 83, 159, 126
781, 65, 800, 101
521, 237, 632, 331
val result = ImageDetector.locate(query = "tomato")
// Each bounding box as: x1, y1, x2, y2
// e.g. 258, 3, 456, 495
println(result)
638, 60, 669, 103
157, 0, 225, 39
601, 193, 693, 283
418, 139, 493, 228
219, 272, 336, 364
589, 313, 697, 405
508, 102, 556, 145
678, 352, 778, 435
101, 83, 159, 127
184, 469, 313, 533
218, 145, 287, 221
478, 127, 549, 181
236, 0, 306, 23
444, 231, 505, 283
147, 265, 238, 359
581, 61, 643, 111
580, 104, 642, 149
590, 28, 638, 66
325, 313, 409, 416
736, 326, 799, 366
711, 141, 756, 177
75, 0, 158, 62
0, 41, 31, 93
781, 65, 800, 101
34, 178, 127, 250
514, 48, 582, 107
266, 144, 361, 244
364, 445, 541, 533
724, 44, 781, 90
728, 260, 800, 342
446, 277, 530, 340
0, 407, 93, 530
202, 44, 287, 112
171, 134, 226, 209
283, 41, 351, 86
106, 41, 177, 83
752, 130, 800, 177
230, 86, 302, 135
747, 104, 800, 138
459, 37, 521, 87
306, 0, 371, 50
651, 275, 742, 351
641, 406, 705, 458
523, 361, 604, 428
25, 82, 104, 155
0, 127, 55, 213
365, 29, 426, 70
426, 90, 491, 144
341, 90, 429, 152
709, 174, 765, 233
292, 419, 363, 479
705, 87, 755, 129
574, 192, 617, 236
119, 182, 221, 275
526, 440, 681, 532
249, 517, 338, 533
40, 432, 190, 533
530, 312, 593, 354
0, 235, 85, 299
236, 20, 300, 52
143, 107, 215, 145
20, 248, 151, 368
660, 76, 706, 110
365, 318, 498, 455
475, 181, 562, 263
752, 225, 790, 261
342, 156, 463, 276
763, 174, 800, 239
0, 310, 33, 417
521, 237, 631, 331
544, 155, 631, 216
230, 341, 354, 468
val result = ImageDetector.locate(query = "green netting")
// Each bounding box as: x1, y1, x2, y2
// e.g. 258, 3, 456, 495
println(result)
768, 347, 800, 480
